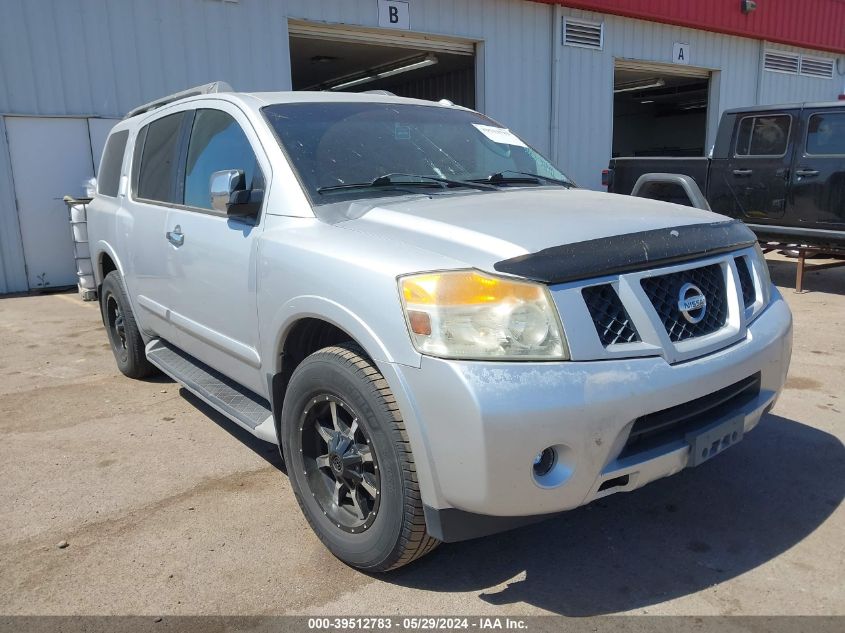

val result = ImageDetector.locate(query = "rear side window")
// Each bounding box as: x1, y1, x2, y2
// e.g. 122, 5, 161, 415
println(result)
806, 112, 845, 156
97, 130, 129, 197
184, 109, 262, 211
135, 112, 187, 203
735, 115, 791, 157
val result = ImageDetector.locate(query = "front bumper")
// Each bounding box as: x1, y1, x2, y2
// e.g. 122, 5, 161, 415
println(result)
380, 290, 792, 542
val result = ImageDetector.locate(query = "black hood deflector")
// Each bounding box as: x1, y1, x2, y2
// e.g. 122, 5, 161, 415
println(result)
493, 220, 757, 285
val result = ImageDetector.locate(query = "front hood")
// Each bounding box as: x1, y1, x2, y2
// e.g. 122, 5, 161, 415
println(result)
335, 188, 733, 276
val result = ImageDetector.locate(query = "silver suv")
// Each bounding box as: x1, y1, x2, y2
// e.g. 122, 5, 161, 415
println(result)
88, 84, 793, 571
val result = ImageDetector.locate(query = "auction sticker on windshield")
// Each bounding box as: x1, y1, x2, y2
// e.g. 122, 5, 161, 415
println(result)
472, 123, 527, 147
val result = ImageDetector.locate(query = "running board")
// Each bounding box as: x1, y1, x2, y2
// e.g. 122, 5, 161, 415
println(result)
145, 339, 277, 444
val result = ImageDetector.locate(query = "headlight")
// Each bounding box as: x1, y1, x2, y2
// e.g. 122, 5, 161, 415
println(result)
398, 270, 569, 360
753, 243, 772, 306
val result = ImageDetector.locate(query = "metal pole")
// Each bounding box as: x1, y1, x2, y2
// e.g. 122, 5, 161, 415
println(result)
549, 3, 562, 164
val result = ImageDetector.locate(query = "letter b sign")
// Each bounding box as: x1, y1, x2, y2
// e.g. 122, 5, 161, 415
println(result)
378, 0, 410, 30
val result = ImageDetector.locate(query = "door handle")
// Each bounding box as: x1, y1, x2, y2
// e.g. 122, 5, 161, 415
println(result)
732, 169, 753, 177
795, 169, 819, 178
166, 225, 184, 247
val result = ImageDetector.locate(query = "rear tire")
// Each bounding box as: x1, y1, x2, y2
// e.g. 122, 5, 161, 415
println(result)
100, 271, 156, 379
281, 343, 439, 571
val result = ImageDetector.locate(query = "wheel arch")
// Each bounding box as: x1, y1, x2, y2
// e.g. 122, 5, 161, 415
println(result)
93, 242, 127, 323
93, 242, 126, 288
267, 297, 399, 437
268, 307, 441, 515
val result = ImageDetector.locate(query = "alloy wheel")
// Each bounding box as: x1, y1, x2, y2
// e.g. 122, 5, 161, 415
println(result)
299, 394, 380, 533
106, 295, 128, 360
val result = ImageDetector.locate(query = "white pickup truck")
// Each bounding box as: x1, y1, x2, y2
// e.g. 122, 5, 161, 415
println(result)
87, 83, 793, 571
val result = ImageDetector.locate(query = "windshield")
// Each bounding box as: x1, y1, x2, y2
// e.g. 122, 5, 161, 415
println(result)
262, 102, 573, 204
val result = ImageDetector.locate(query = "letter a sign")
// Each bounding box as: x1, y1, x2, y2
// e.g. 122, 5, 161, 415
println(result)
673, 42, 690, 65
378, 0, 411, 30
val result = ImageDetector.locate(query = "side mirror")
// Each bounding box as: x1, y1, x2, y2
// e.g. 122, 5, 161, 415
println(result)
210, 169, 263, 218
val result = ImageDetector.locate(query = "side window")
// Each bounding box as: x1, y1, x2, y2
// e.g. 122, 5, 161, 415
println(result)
135, 112, 187, 203
735, 115, 791, 157
806, 112, 845, 156
184, 109, 263, 211
97, 130, 129, 197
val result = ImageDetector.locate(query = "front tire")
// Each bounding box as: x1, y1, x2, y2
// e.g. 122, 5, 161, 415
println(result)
100, 271, 156, 379
281, 343, 439, 571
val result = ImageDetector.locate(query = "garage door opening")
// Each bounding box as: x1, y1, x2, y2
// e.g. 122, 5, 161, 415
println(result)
612, 63, 710, 157
288, 24, 476, 108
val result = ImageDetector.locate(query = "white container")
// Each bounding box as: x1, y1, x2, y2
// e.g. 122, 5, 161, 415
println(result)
70, 203, 87, 223
76, 257, 93, 275
78, 274, 96, 290
72, 222, 88, 243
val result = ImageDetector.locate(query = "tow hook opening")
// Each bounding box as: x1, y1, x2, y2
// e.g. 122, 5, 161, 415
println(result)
598, 474, 630, 492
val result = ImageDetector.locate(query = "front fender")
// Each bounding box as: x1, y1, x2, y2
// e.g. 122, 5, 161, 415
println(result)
262, 294, 420, 375
261, 296, 442, 508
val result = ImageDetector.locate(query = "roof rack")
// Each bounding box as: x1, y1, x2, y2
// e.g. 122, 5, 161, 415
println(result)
124, 81, 233, 119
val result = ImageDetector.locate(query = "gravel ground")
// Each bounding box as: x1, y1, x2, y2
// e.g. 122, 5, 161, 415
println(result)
0, 253, 842, 617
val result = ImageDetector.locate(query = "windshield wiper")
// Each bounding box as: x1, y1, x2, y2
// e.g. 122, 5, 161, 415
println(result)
472, 171, 575, 187
317, 173, 496, 194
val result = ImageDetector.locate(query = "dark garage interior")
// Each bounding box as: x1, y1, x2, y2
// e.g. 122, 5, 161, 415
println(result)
289, 36, 476, 108
612, 66, 710, 157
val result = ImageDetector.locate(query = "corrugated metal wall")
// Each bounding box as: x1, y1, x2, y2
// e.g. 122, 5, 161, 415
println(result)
0, 0, 552, 151
758, 42, 844, 105
0, 0, 293, 118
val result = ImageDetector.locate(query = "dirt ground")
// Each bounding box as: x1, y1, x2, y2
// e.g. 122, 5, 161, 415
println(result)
0, 254, 842, 617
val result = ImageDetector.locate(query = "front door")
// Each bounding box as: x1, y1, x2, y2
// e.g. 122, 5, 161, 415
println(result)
789, 107, 845, 228
5, 117, 94, 289
164, 105, 268, 395
724, 111, 796, 223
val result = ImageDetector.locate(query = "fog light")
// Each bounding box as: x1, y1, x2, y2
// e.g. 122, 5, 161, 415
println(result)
533, 448, 556, 477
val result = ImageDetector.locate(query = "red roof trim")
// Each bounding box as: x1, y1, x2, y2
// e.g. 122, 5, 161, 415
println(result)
533, 1, 845, 55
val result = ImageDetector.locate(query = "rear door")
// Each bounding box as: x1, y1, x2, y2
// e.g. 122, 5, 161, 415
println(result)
789, 107, 845, 228
162, 104, 269, 395
123, 110, 190, 343
724, 111, 797, 222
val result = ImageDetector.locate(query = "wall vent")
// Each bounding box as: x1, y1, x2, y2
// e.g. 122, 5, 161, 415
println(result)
563, 18, 603, 50
800, 56, 835, 78
763, 50, 799, 74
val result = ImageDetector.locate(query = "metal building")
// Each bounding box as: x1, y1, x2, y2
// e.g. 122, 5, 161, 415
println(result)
1, 0, 843, 294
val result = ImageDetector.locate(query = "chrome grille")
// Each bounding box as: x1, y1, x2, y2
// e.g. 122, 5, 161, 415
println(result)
736, 256, 756, 308
582, 284, 640, 346
640, 264, 728, 342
